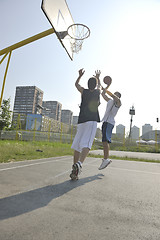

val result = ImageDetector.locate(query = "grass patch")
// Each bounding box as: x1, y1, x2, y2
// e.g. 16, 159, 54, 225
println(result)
93, 141, 160, 153
0, 140, 73, 163
88, 153, 160, 164
1, 140, 160, 164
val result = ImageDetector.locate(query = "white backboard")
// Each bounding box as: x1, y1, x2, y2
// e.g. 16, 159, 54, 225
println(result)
41, 0, 75, 60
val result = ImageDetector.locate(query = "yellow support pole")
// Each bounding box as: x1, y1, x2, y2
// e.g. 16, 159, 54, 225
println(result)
155, 129, 158, 152
33, 118, 37, 141
15, 114, 21, 140
48, 120, 51, 142
123, 127, 125, 147
60, 122, 63, 143
138, 128, 140, 148
0, 51, 12, 107
0, 28, 55, 107
70, 125, 73, 144
0, 27, 58, 139
0, 53, 8, 64
0, 28, 54, 56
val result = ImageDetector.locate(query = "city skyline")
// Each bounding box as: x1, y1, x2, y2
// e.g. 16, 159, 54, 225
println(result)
11, 84, 157, 136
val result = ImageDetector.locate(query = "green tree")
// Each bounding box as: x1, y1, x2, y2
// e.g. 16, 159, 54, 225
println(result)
0, 98, 12, 130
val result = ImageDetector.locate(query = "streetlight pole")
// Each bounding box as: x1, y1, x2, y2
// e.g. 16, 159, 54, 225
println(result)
129, 105, 135, 139
155, 117, 159, 151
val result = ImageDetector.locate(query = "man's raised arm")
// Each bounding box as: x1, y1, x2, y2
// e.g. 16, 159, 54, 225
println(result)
75, 68, 85, 93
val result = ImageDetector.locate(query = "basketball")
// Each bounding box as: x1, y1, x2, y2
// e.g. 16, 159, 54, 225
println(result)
103, 76, 112, 85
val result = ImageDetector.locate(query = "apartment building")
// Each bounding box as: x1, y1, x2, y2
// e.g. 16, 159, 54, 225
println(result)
42, 101, 62, 121
61, 109, 73, 124
142, 124, 153, 135
12, 86, 43, 127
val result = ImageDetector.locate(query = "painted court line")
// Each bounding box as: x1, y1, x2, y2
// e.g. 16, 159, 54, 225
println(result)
0, 157, 96, 172
0, 157, 71, 172
85, 160, 160, 175
109, 166, 160, 175
54, 170, 71, 178
1, 157, 159, 176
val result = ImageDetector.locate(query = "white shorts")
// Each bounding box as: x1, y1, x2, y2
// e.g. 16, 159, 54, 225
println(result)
71, 121, 97, 152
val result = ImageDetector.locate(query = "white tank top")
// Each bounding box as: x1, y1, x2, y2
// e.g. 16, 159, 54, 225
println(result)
101, 99, 120, 125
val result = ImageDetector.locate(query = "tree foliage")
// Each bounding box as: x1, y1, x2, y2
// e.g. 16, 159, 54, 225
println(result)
0, 98, 12, 130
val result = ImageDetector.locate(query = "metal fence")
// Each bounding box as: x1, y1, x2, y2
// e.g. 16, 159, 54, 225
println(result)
0, 129, 75, 143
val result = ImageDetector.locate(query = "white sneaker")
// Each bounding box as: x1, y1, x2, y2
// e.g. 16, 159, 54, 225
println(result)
70, 162, 82, 180
98, 159, 112, 170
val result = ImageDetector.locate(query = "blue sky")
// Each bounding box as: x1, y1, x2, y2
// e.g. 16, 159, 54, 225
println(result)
0, 0, 160, 134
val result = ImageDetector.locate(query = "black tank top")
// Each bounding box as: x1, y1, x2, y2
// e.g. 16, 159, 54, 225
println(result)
78, 89, 100, 124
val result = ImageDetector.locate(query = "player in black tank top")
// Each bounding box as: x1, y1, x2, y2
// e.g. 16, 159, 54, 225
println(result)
78, 88, 100, 124
70, 68, 101, 180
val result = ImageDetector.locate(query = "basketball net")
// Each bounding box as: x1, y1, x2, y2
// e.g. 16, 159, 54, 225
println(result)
67, 24, 90, 54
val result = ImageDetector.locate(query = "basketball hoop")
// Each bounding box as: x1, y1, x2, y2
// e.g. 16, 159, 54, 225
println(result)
67, 23, 90, 53
57, 23, 90, 54
67, 24, 90, 40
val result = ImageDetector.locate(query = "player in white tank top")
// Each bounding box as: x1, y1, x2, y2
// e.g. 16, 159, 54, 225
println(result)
99, 88, 122, 170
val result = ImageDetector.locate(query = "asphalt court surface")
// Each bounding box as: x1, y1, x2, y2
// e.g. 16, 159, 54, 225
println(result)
0, 156, 160, 240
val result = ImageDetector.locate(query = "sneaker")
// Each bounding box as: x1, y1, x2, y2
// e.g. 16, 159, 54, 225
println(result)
98, 159, 112, 170
70, 172, 79, 180
70, 162, 82, 180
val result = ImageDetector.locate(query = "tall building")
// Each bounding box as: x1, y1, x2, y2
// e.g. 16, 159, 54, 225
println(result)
142, 124, 152, 135
12, 86, 43, 127
42, 101, 62, 121
61, 110, 73, 124
72, 116, 78, 125
131, 125, 139, 140
142, 130, 160, 141
116, 124, 125, 137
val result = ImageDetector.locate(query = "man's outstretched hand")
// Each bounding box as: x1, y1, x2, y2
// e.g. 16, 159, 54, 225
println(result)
79, 68, 85, 77
94, 70, 101, 79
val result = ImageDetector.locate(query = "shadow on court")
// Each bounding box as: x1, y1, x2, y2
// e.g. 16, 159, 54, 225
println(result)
0, 174, 104, 220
